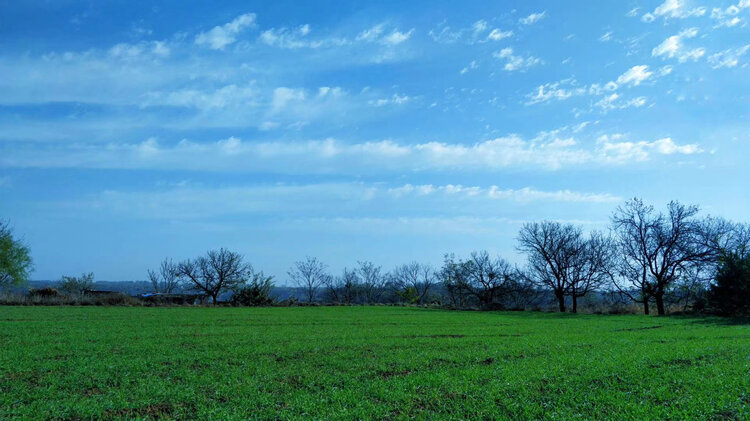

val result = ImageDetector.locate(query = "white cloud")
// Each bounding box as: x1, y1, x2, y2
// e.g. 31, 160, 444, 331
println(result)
356, 24, 414, 45
368, 93, 412, 106
382, 29, 415, 45
616, 65, 653, 86
1, 131, 702, 174
493, 48, 542, 71
520, 11, 547, 25
643, 0, 706, 22
708, 45, 750, 68
142, 83, 258, 110
80, 182, 620, 221
487, 29, 513, 41
651, 28, 705, 62
195, 13, 257, 50
595, 93, 647, 110
599, 31, 613, 42
597, 136, 702, 163
460, 60, 479, 75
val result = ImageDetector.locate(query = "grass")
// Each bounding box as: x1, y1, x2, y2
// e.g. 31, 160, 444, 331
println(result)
1, 307, 748, 420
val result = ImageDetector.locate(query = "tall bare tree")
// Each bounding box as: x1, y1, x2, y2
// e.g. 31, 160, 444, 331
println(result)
441, 251, 519, 309
567, 231, 614, 313
288, 257, 329, 303
611, 198, 715, 315
357, 261, 386, 303
517, 222, 610, 313
517, 221, 579, 312
147, 258, 180, 293
176, 248, 251, 304
389, 262, 433, 304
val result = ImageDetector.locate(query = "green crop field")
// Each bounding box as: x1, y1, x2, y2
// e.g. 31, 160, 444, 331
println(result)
1, 307, 748, 420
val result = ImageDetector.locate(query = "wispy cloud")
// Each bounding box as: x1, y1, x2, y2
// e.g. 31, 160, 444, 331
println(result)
195, 13, 257, 50
651, 28, 705, 62
1, 132, 702, 174
493, 48, 542, 71
642, 0, 706, 22
519, 11, 547, 25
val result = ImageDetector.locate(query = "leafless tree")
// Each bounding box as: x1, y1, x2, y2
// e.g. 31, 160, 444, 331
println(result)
176, 248, 251, 304
288, 257, 329, 303
147, 258, 180, 293
517, 221, 580, 312
388, 262, 434, 304
566, 231, 614, 313
324, 267, 359, 304
441, 251, 519, 309
357, 261, 386, 303
611, 198, 715, 315
517, 222, 611, 313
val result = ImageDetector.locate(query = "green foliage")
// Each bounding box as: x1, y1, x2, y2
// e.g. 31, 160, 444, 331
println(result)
0, 221, 33, 291
231, 272, 275, 306
709, 252, 750, 315
58, 272, 94, 295
0, 307, 748, 419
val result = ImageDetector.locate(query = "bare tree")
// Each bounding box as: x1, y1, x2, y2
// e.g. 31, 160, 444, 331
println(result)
288, 257, 329, 303
517, 222, 610, 313
147, 258, 180, 293
517, 222, 579, 312
611, 198, 715, 315
567, 231, 614, 313
176, 248, 251, 304
324, 267, 359, 304
441, 251, 519, 309
357, 261, 386, 303
389, 262, 434, 304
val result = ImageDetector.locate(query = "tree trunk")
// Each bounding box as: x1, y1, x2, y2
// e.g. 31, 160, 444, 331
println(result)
211, 293, 218, 304
643, 299, 650, 315
655, 293, 666, 315
556, 291, 566, 312
571, 295, 578, 313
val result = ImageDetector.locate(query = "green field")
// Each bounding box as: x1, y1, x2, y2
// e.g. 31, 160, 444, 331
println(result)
1, 307, 748, 419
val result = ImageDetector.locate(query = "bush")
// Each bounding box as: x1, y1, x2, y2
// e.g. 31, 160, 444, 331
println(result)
29, 287, 60, 298
708, 252, 750, 316
231, 275, 275, 306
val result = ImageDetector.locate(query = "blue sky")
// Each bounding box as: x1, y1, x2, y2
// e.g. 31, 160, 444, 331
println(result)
1, 0, 749, 282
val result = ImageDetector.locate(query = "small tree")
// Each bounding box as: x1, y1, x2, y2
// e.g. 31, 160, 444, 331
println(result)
147, 258, 180, 293
708, 251, 750, 315
59, 272, 94, 295
0, 221, 33, 291
231, 272, 275, 306
288, 257, 329, 303
176, 248, 252, 304
441, 251, 519, 310
389, 262, 434, 304
324, 268, 359, 304
357, 261, 386, 303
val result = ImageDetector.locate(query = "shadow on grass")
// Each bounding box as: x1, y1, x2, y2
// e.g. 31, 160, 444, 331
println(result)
674, 314, 750, 326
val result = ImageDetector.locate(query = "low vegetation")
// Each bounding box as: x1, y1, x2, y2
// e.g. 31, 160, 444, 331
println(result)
1, 306, 748, 419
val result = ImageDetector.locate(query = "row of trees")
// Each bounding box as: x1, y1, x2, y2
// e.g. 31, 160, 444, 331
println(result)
2, 198, 749, 315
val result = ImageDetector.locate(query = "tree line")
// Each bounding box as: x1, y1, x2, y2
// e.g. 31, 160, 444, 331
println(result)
2, 198, 749, 315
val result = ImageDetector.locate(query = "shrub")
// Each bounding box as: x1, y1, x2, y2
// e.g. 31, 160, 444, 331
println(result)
231, 274, 275, 306
708, 252, 750, 316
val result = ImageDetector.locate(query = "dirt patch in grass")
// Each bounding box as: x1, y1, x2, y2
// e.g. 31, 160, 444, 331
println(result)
616, 325, 663, 332
102, 403, 175, 418
395, 334, 466, 339
378, 369, 414, 378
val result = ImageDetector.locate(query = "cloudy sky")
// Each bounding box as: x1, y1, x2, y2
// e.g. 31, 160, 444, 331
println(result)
1, 0, 748, 282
